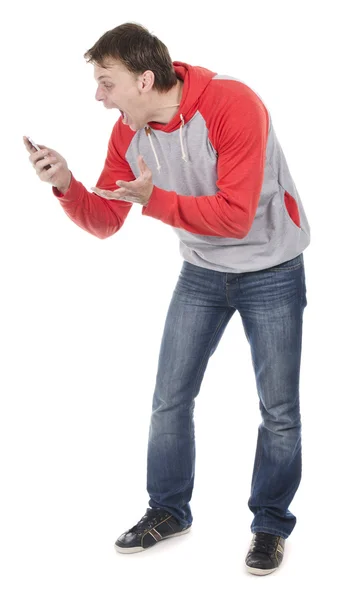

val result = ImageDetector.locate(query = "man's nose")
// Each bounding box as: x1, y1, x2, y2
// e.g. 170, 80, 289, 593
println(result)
95, 89, 105, 101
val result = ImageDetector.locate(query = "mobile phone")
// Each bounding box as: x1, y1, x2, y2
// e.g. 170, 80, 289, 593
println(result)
27, 136, 51, 170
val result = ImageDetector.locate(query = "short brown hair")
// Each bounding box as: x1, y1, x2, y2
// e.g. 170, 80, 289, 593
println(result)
83, 22, 178, 93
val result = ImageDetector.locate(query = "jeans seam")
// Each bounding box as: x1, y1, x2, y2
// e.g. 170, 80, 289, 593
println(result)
249, 429, 263, 498
190, 309, 231, 399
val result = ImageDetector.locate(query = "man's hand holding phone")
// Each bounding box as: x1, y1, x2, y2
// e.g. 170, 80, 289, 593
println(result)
23, 136, 72, 195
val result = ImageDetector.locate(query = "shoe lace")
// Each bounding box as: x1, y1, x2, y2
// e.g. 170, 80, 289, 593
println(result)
128, 508, 169, 535
251, 533, 278, 555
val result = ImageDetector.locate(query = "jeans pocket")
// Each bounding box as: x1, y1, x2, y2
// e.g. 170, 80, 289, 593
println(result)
268, 253, 303, 272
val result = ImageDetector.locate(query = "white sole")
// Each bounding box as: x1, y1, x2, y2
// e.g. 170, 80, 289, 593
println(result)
245, 565, 278, 576
115, 527, 191, 554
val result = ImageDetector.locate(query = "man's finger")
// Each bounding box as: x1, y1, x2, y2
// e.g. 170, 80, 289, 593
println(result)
138, 155, 151, 176
116, 179, 131, 187
112, 187, 129, 197
91, 187, 113, 197
116, 180, 139, 191
137, 155, 146, 174
23, 136, 49, 155
91, 186, 128, 198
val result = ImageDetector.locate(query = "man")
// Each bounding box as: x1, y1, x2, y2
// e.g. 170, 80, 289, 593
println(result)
23, 22, 310, 576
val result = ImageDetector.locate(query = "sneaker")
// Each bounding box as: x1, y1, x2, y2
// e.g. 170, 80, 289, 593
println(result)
114, 507, 192, 553
245, 532, 285, 575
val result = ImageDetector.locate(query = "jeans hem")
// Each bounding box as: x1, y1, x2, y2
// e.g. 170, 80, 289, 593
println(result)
251, 526, 289, 539
148, 502, 192, 529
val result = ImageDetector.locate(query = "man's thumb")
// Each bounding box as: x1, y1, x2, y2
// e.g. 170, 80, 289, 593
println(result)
138, 155, 147, 173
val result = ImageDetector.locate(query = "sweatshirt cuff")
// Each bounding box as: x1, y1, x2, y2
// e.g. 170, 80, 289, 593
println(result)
52, 171, 79, 200
142, 185, 174, 221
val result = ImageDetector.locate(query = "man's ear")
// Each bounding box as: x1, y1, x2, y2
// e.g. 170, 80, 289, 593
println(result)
138, 70, 154, 92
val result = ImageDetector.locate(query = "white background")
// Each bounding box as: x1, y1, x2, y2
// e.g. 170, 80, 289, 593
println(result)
1, 1, 349, 597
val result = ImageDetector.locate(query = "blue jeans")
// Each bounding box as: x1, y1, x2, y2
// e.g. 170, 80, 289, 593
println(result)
147, 253, 307, 539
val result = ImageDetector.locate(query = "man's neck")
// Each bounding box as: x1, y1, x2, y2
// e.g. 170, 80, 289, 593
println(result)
148, 78, 184, 124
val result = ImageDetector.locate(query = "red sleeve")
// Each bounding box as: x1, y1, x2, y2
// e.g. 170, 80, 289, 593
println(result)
52, 119, 136, 240
142, 80, 269, 238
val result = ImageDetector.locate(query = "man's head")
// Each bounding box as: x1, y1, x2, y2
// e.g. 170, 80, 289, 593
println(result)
84, 23, 180, 131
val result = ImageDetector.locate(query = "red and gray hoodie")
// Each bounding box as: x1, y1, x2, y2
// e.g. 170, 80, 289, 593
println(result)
53, 61, 311, 272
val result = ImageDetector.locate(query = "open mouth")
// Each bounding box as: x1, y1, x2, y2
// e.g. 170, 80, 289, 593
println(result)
120, 110, 129, 125
116, 106, 132, 126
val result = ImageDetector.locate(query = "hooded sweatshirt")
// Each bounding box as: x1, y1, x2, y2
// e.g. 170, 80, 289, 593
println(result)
52, 61, 310, 273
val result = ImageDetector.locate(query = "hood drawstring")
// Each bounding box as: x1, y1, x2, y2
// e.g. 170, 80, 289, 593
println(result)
145, 126, 161, 172
179, 114, 188, 163
144, 113, 188, 172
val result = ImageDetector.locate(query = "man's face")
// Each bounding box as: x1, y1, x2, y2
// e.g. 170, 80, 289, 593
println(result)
94, 60, 151, 131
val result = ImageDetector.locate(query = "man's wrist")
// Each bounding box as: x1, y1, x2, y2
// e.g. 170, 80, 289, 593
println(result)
57, 173, 72, 195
